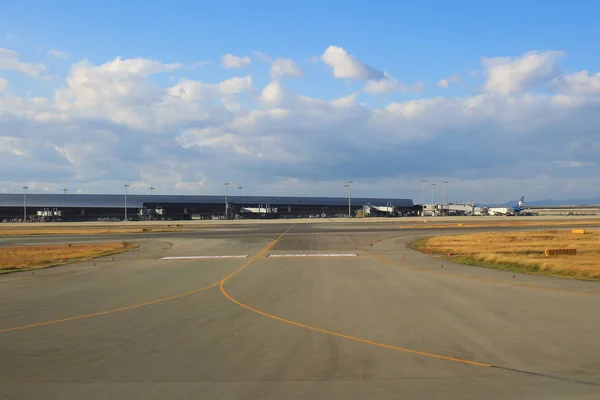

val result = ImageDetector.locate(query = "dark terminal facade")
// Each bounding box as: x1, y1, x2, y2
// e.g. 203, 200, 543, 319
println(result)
0, 194, 416, 222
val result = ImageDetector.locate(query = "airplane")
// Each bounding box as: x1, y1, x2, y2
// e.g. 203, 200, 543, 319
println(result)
487, 196, 525, 216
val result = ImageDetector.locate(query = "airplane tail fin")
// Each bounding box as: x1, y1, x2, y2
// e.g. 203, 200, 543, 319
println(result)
518, 196, 524, 208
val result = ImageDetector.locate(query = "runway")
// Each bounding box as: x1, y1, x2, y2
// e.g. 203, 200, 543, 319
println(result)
1, 222, 599, 399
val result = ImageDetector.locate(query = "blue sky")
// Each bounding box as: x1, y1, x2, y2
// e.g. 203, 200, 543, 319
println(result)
5, 0, 600, 98
1, 1, 600, 202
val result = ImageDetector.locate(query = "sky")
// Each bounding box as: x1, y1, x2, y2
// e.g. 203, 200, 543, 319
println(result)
1, 0, 600, 204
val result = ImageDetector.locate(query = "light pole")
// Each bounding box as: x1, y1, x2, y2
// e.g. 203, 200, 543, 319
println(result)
23, 186, 28, 222
431, 183, 437, 205
442, 181, 448, 212
62, 188, 68, 195
344, 180, 353, 217
420, 179, 427, 216
149, 186, 155, 196
238, 186, 243, 197
123, 184, 129, 221
223, 182, 230, 219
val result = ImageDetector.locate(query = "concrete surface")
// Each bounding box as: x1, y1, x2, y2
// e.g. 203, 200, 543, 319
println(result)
1, 214, 600, 228
1, 222, 599, 399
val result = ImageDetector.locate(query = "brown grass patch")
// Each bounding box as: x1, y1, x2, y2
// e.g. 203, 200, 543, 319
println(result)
0, 228, 181, 236
416, 230, 600, 280
0, 242, 137, 273
399, 220, 600, 230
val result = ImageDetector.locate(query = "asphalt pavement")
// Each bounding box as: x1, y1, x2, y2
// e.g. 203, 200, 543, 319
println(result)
1, 222, 599, 399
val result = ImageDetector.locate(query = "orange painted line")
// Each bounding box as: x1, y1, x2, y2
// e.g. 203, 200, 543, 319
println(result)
219, 281, 491, 368
219, 225, 491, 367
0, 282, 218, 334
220, 225, 295, 282
0, 225, 296, 334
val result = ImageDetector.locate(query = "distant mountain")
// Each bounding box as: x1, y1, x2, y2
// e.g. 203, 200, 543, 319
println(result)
482, 197, 600, 207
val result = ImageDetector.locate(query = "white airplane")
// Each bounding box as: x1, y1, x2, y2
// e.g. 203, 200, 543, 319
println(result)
487, 196, 525, 216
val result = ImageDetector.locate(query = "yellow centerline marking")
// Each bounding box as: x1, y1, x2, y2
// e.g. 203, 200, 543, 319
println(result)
0, 282, 218, 334
219, 226, 295, 283
219, 282, 490, 367
0, 226, 296, 334
219, 226, 492, 368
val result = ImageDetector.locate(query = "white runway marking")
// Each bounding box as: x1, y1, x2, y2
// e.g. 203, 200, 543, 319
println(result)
160, 255, 249, 260
267, 253, 359, 258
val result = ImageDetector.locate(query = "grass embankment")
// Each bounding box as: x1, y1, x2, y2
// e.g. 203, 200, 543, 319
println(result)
0, 242, 137, 274
399, 219, 600, 230
0, 228, 181, 236
411, 230, 600, 280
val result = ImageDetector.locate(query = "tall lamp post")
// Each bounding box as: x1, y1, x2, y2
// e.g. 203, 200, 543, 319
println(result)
442, 181, 448, 213
23, 185, 28, 222
344, 180, 353, 217
62, 188, 68, 195
123, 184, 130, 221
431, 183, 437, 206
223, 182, 230, 219
149, 186, 155, 196
420, 179, 427, 216
238, 186, 243, 197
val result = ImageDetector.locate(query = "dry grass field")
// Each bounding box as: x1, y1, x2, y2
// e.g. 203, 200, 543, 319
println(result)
0, 216, 598, 236
414, 230, 600, 280
0, 227, 183, 236
0, 242, 137, 273
399, 219, 600, 230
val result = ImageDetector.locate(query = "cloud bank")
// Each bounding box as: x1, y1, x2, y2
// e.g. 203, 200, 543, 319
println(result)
0, 46, 599, 203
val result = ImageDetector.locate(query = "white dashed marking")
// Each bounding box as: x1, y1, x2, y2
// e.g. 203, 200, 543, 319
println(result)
160, 255, 249, 260
267, 253, 358, 258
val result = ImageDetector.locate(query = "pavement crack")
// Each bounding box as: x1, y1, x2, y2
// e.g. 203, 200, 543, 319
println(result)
490, 365, 600, 387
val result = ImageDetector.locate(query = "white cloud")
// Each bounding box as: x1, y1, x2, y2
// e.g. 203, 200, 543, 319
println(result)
191, 61, 210, 68
260, 81, 285, 107
410, 82, 425, 94
219, 76, 252, 94
0, 47, 47, 77
5, 33, 17, 41
52, 56, 234, 130
365, 72, 423, 94
48, 49, 69, 60
437, 74, 461, 88
554, 160, 586, 168
330, 92, 359, 108
482, 51, 564, 95
270, 58, 303, 80
222, 54, 252, 69
17, 63, 47, 77
2, 51, 600, 203
364, 73, 398, 94
167, 79, 214, 103
321, 46, 383, 80
252, 51, 272, 63
92, 56, 180, 75
57, 57, 180, 112
555, 70, 600, 96
3, 84, 600, 201
0, 77, 7, 91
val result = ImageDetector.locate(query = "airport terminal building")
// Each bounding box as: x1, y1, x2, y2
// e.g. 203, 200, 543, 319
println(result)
0, 194, 415, 222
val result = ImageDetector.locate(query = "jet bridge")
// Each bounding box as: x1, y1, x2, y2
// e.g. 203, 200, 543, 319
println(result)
240, 205, 278, 214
